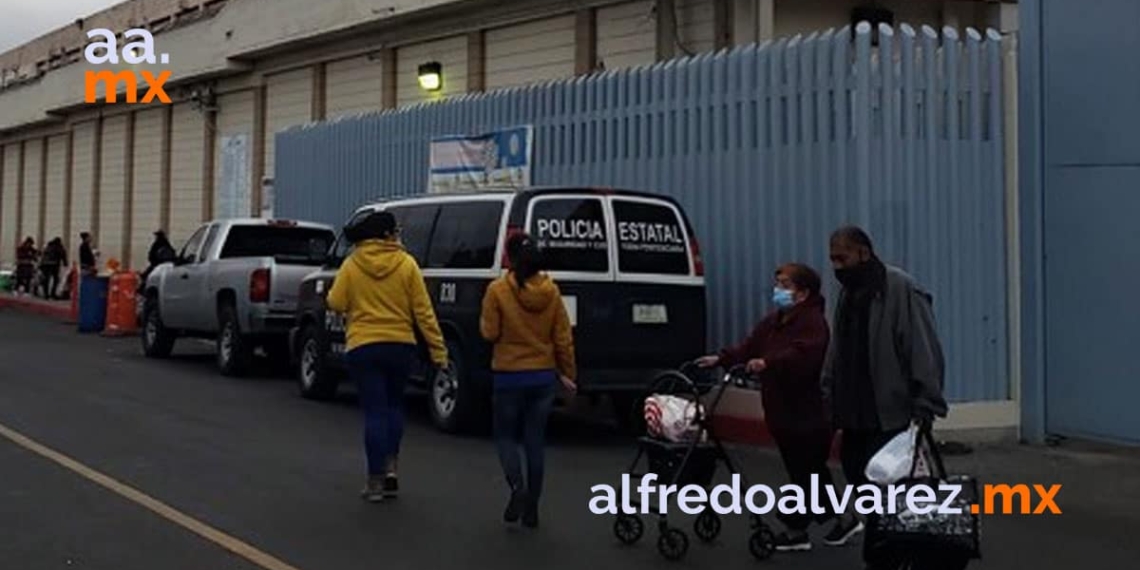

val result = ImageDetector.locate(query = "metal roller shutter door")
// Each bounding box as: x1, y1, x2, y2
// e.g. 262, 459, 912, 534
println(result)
70, 122, 97, 249
130, 108, 165, 270
22, 139, 43, 246
326, 55, 385, 119
266, 69, 313, 179
675, 0, 715, 56
597, 1, 657, 71
170, 103, 205, 244
44, 135, 68, 245
1, 145, 19, 266
396, 35, 468, 107
215, 91, 254, 219
485, 15, 576, 92
99, 115, 129, 265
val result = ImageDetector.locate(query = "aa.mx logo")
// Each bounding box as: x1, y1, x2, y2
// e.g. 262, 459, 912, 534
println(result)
84, 29, 172, 104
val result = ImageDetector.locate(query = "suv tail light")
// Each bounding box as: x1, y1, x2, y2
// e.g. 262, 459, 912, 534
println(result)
500, 225, 524, 269
689, 234, 705, 277
250, 268, 271, 303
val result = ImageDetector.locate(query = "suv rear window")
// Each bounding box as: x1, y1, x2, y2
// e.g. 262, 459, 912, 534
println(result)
613, 200, 691, 275
220, 226, 335, 264
529, 197, 609, 272
426, 201, 503, 269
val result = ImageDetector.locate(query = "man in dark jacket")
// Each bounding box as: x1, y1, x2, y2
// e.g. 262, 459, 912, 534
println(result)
821, 226, 947, 560
140, 230, 178, 293
79, 232, 97, 276
698, 263, 836, 552
39, 237, 68, 299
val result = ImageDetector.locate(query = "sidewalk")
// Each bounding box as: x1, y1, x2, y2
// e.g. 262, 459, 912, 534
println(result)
0, 292, 71, 320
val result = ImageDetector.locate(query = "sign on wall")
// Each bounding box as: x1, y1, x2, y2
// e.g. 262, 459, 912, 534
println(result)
217, 134, 250, 219
428, 126, 532, 193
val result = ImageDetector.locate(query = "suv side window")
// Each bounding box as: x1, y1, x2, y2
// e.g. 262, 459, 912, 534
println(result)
426, 201, 503, 269
528, 197, 609, 272
180, 226, 208, 264
388, 204, 439, 265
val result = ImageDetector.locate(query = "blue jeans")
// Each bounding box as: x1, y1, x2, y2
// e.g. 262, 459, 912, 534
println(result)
493, 381, 556, 501
347, 342, 415, 476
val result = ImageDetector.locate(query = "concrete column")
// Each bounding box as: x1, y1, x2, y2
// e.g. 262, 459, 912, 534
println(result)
574, 9, 598, 75
312, 62, 327, 121
160, 105, 173, 232
38, 135, 48, 246
63, 129, 74, 248
92, 115, 103, 238
467, 31, 486, 91
15, 141, 24, 242
123, 111, 135, 266
655, 0, 677, 61
758, 0, 774, 41
250, 83, 267, 217
201, 109, 216, 222
380, 49, 397, 109
713, 0, 732, 50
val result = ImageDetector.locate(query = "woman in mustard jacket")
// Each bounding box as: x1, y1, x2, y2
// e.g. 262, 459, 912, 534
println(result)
480, 233, 577, 528
327, 211, 449, 503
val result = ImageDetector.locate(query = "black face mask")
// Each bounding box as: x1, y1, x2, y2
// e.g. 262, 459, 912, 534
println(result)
835, 261, 876, 290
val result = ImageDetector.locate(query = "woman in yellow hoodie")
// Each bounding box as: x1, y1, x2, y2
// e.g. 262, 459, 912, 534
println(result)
480, 232, 576, 528
327, 211, 448, 502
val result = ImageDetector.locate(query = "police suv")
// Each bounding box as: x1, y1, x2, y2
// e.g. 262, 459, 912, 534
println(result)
291, 187, 709, 433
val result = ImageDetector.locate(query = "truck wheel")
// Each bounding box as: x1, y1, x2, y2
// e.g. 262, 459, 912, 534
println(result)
141, 298, 176, 358
217, 304, 253, 377
429, 338, 488, 434
297, 325, 338, 400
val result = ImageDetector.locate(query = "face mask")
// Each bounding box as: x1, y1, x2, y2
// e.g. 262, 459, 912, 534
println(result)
772, 287, 795, 309
835, 261, 875, 289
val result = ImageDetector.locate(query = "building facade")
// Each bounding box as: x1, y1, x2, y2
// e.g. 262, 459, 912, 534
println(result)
0, 0, 1015, 270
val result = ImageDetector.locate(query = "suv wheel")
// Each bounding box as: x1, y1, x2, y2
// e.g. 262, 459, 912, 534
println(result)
217, 304, 253, 377
141, 298, 176, 358
429, 338, 487, 433
297, 325, 338, 400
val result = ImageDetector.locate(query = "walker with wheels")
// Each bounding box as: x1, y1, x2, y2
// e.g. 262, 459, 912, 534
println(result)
612, 362, 777, 562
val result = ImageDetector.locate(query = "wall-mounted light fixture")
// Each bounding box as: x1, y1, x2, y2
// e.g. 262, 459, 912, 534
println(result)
418, 61, 442, 92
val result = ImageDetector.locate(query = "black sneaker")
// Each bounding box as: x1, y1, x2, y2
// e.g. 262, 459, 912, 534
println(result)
822, 516, 864, 546
382, 475, 399, 499
504, 489, 526, 523
773, 531, 812, 552
521, 497, 539, 529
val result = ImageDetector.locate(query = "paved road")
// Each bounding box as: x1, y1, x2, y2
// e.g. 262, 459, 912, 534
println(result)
1, 309, 1138, 570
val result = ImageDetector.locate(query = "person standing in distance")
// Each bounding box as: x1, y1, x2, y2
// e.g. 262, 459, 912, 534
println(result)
480, 233, 577, 529
697, 263, 835, 552
326, 211, 449, 503
820, 226, 947, 561
79, 232, 98, 276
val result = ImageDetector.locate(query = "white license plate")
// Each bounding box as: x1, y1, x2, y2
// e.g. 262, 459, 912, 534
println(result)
632, 304, 668, 324
562, 296, 578, 327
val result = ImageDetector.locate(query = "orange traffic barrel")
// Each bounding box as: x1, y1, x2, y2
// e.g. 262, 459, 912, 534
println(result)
103, 271, 140, 337
68, 267, 80, 322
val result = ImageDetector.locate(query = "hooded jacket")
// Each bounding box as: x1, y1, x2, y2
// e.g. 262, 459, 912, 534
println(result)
480, 272, 576, 381
326, 239, 447, 364
717, 294, 830, 433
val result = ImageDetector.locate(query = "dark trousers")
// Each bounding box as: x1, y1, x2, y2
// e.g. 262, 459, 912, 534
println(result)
493, 382, 556, 502
772, 425, 837, 531
347, 342, 415, 476
15, 264, 35, 293
840, 427, 908, 566
41, 265, 61, 298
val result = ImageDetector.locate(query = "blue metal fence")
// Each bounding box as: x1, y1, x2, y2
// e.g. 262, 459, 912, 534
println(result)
276, 23, 1008, 403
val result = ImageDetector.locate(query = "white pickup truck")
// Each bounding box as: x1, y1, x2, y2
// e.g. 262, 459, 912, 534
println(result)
141, 218, 336, 376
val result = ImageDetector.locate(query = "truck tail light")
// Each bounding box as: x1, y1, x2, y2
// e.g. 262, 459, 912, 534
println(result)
500, 225, 524, 269
250, 268, 271, 303
689, 234, 705, 277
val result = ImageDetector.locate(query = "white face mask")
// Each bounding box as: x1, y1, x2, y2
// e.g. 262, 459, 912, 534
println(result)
772, 287, 796, 309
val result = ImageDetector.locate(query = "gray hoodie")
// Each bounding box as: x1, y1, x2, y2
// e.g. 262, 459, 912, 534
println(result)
822, 265, 948, 432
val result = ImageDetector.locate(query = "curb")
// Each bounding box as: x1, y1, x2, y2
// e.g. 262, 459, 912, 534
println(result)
0, 295, 72, 321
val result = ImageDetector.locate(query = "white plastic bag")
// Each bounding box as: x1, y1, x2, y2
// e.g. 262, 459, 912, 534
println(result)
644, 394, 705, 443
865, 424, 922, 484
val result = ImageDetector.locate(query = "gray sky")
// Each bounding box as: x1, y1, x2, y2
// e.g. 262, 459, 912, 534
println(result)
1, 0, 122, 53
